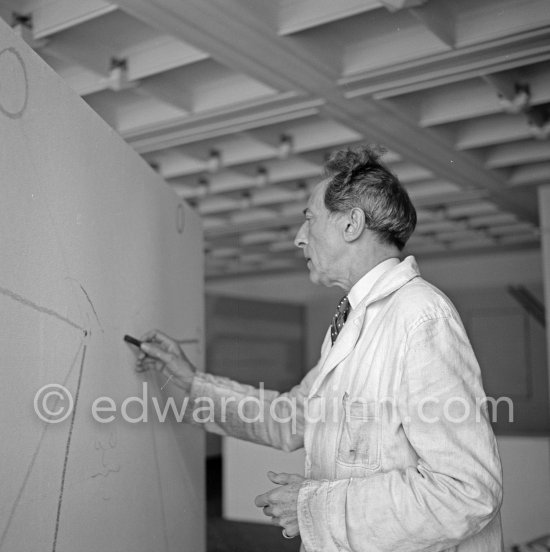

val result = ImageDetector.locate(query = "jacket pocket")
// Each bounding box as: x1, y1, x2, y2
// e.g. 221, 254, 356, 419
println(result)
336, 393, 381, 471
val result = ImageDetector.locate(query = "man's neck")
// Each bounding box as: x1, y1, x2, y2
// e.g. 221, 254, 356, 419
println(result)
344, 249, 400, 292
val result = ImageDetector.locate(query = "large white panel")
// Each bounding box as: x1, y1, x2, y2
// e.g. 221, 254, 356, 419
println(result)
0, 19, 204, 552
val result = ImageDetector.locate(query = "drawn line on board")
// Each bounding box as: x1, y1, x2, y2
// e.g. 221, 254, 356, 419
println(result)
91, 435, 120, 479
51, 344, 87, 552
0, 47, 29, 119
0, 340, 85, 551
65, 278, 104, 333
0, 285, 85, 333
90, 465, 121, 479
78, 284, 102, 331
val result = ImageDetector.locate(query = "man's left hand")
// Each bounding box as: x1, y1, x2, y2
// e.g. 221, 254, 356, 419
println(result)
254, 471, 305, 538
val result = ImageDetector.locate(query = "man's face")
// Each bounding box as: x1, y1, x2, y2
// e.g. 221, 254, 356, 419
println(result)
294, 179, 346, 287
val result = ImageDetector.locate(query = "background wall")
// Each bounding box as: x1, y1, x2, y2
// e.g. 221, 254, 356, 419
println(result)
0, 21, 205, 552
204, 296, 305, 457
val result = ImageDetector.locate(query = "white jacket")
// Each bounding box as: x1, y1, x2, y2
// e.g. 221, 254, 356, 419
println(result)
190, 256, 504, 551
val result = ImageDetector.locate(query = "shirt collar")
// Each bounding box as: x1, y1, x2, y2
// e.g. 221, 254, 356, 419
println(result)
347, 257, 401, 310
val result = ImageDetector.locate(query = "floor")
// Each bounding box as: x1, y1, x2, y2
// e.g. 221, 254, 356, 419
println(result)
206, 456, 301, 552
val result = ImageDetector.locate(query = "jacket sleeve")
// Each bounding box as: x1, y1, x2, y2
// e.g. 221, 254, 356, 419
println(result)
298, 315, 503, 552
182, 356, 322, 452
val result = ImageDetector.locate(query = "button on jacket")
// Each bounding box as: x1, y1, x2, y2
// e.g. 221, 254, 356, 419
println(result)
189, 256, 504, 551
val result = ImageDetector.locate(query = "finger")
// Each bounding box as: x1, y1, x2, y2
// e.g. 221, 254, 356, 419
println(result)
135, 360, 159, 373
139, 329, 162, 343
136, 353, 148, 368
146, 354, 162, 365
282, 522, 300, 538
267, 471, 292, 485
286, 474, 305, 484
254, 493, 270, 508
141, 330, 180, 353
140, 342, 174, 365
269, 472, 305, 485
139, 354, 163, 367
136, 356, 155, 370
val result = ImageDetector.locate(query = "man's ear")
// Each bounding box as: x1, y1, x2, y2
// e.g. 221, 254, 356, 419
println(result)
343, 207, 366, 242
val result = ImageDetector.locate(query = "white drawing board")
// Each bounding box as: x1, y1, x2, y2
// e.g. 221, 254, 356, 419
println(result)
0, 18, 204, 552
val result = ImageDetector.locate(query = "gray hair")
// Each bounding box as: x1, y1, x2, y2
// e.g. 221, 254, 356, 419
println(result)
323, 145, 416, 250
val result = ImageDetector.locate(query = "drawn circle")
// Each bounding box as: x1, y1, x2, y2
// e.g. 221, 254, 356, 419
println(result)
0, 47, 29, 119
34, 384, 74, 424
177, 202, 185, 234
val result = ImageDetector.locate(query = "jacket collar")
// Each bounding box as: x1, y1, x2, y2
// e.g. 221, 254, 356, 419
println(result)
348, 257, 400, 309
309, 256, 421, 397
352, 255, 420, 312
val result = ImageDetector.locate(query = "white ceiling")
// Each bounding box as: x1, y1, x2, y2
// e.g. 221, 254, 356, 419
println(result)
2, 0, 548, 279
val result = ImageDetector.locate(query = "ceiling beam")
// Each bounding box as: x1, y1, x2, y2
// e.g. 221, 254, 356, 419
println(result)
277, 0, 381, 36
41, 33, 111, 76
418, 71, 550, 127
137, 76, 193, 114
409, 1, 455, 47
39, 33, 210, 102
113, 0, 538, 223
340, 29, 550, 100
485, 141, 550, 169
125, 38, 210, 82
26, 0, 116, 39
126, 94, 324, 153
509, 163, 550, 187
455, 114, 533, 150
379, 0, 426, 12
113, 0, 307, 92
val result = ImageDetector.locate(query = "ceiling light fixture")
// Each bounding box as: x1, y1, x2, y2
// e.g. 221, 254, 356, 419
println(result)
498, 83, 531, 114
278, 134, 294, 159
296, 180, 309, 199
107, 57, 137, 91
255, 166, 269, 187
197, 176, 210, 197
432, 206, 447, 220
11, 12, 47, 48
207, 149, 222, 173
240, 190, 253, 209
148, 160, 161, 172
527, 107, 550, 140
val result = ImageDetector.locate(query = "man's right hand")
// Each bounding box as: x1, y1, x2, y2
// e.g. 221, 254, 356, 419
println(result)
135, 329, 196, 392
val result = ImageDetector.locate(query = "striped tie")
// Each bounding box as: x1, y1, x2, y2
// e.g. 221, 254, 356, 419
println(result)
330, 295, 350, 345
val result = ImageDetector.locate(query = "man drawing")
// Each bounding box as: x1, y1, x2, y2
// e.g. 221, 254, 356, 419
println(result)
137, 146, 503, 551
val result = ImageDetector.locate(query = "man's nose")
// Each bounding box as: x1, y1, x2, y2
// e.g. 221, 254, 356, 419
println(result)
294, 223, 307, 249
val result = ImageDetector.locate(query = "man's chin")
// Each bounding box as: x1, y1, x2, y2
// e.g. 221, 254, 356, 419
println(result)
305, 261, 323, 285
307, 269, 321, 285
